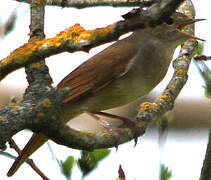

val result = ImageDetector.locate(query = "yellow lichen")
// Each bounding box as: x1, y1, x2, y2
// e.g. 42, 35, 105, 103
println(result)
152, 102, 159, 109
140, 102, 159, 112
76, 31, 92, 41
42, 99, 51, 108
28, 32, 33, 38
36, 0, 43, 4
31, 0, 45, 6
176, 69, 186, 76
31, 61, 45, 68
55, 41, 62, 47
1, 23, 114, 68
179, 56, 186, 61
182, 44, 189, 49
57, 23, 86, 40
1, 41, 39, 66
160, 94, 168, 99
74, 24, 113, 42
140, 102, 152, 111
41, 24, 86, 48
0, 116, 5, 121
42, 36, 61, 48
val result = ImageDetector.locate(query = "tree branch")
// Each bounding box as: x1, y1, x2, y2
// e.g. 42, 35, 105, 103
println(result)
8, 139, 50, 180
0, 0, 192, 152
200, 132, 211, 180
39, 0, 198, 150
16, 0, 154, 8
0, 0, 185, 81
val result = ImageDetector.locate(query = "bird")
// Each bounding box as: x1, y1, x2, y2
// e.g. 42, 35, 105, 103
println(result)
7, 12, 202, 177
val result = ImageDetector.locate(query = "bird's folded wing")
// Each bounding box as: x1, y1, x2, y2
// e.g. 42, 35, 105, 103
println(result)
57, 36, 138, 103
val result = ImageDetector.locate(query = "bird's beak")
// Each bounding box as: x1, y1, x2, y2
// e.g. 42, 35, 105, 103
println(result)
177, 18, 206, 41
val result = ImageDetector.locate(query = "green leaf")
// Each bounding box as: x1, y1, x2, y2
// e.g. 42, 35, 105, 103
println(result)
4, 13, 17, 36
61, 156, 75, 179
78, 149, 110, 176
194, 42, 204, 56
160, 164, 172, 180
203, 76, 211, 98
157, 112, 173, 134
194, 60, 211, 98
200, 62, 211, 98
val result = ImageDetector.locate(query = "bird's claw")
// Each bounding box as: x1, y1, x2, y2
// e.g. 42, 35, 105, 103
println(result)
84, 111, 140, 147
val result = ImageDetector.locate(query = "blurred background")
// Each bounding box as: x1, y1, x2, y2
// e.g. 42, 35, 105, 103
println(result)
0, 1, 210, 180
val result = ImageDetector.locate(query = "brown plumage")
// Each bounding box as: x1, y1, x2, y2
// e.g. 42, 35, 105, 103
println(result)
7, 12, 201, 177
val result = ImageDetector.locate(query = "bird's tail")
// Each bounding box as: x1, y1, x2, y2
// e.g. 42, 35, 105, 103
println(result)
7, 133, 48, 177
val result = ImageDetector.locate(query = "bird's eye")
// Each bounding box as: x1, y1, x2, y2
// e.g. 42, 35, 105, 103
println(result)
165, 18, 174, 25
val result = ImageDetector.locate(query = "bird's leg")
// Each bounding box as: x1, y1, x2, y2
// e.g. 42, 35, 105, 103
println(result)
84, 110, 123, 149
91, 111, 136, 127
93, 111, 139, 145
84, 111, 139, 146
83, 111, 112, 129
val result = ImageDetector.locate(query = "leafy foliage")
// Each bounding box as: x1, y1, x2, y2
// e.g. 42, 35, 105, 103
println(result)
194, 41, 204, 56
61, 156, 75, 179
78, 149, 110, 177
193, 42, 211, 98
160, 164, 172, 180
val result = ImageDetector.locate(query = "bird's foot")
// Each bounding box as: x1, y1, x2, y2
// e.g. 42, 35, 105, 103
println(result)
84, 111, 139, 146
84, 111, 113, 129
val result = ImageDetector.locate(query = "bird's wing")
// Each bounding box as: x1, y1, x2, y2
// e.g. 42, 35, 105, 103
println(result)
7, 34, 139, 177
57, 35, 138, 103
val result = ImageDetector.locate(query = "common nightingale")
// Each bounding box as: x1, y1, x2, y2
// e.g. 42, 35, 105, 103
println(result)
7, 12, 202, 176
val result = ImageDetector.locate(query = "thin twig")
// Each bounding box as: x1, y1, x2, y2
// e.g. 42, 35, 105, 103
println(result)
200, 132, 211, 180
16, 0, 154, 8
194, 55, 211, 61
8, 139, 50, 180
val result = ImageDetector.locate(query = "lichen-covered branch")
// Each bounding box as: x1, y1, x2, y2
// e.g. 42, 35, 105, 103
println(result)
137, 38, 197, 121
137, 0, 196, 122
16, 0, 154, 8
0, 0, 187, 150
137, 1, 196, 121
0, 0, 185, 81
38, 0, 197, 150
37, 37, 198, 151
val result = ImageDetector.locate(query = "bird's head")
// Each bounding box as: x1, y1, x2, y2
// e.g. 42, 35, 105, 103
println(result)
151, 12, 204, 46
